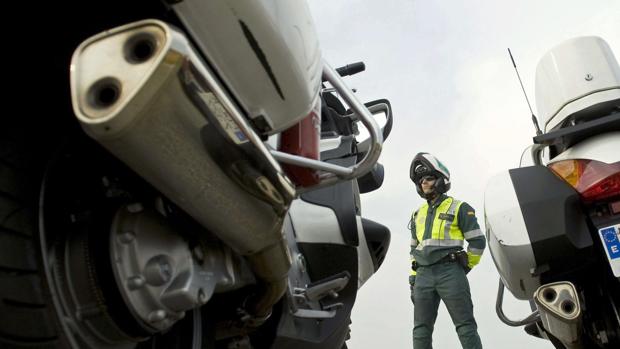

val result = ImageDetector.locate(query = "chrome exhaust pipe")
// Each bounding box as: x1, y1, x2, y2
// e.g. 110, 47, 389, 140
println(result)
70, 20, 294, 322
534, 281, 583, 348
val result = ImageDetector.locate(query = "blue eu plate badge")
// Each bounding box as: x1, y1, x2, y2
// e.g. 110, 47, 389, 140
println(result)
599, 224, 620, 277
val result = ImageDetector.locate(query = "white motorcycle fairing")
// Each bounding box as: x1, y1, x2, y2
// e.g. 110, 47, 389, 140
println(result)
171, 0, 323, 135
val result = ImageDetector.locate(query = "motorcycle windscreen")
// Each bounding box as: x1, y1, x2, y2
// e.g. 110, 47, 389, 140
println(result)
485, 166, 592, 300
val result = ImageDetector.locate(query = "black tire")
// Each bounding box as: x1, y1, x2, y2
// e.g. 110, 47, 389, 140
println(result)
3, 2, 205, 347
0, 124, 204, 349
0, 126, 64, 348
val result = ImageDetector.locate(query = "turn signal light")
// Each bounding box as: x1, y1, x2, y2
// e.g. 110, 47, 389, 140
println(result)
548, 159, 620, 202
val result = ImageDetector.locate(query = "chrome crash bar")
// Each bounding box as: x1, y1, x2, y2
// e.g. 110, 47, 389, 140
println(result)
201, 58, 384, 194
270, 61, 384, 193
72, 19, 383, 198
496, 278, 540, 327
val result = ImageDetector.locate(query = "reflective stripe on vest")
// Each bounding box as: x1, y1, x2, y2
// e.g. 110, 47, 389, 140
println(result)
412, 197, 464, 250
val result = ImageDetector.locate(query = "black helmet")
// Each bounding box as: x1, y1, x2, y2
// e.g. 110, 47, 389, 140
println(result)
409, 152, 451, 199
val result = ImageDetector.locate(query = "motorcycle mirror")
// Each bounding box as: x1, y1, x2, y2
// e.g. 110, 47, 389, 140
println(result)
357, 162, 385, 193
351, 99, 393, 154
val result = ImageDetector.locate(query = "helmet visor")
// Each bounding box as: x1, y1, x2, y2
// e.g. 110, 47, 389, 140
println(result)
419, 175, 437, 185
413, 164, 432, 182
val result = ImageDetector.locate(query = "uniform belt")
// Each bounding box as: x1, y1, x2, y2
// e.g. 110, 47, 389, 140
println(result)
414, 251, 466, 270
437, 252, 460, 264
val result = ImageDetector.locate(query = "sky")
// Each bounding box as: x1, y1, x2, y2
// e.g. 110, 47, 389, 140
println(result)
306, 1, 620, 348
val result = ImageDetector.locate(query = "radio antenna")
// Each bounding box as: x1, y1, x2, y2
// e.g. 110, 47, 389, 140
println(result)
508, 48, 542, 136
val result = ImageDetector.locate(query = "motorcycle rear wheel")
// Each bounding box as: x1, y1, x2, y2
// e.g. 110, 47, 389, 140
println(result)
0, 124, 203, 349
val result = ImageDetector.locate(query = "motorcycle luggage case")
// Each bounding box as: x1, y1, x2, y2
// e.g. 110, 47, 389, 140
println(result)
485, 166, 592, 300
172, 0, 323, 135
535, 36, 620, 132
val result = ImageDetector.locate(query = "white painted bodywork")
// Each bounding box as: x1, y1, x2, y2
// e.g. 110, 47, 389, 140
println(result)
70, 20, 289, 258
548, 131, 620, 164
289, 199, 345, 244
485, 172, 530, 246
289, 198, 376, 289
319, 137, 343, 153
356, 216, 375, 288
535, 36, 620, 131
172, 0, 323, 134
484, 170, 541, 299
268, 132, 345, 153
486, 36, 620, 305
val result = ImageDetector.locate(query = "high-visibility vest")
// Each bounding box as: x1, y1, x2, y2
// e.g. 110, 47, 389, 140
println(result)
412, 197, 464, 250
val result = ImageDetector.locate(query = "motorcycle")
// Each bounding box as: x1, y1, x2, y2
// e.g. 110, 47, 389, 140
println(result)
0, 1, 392, 348
485, 36, 620, 348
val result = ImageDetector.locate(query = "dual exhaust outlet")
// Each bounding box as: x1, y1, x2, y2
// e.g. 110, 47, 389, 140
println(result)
534, 282, 583, 349
70, 19, 382, 331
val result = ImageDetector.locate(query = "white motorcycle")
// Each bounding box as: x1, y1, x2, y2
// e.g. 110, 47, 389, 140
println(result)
485, 36, 620, 348
0, 1, 392, 348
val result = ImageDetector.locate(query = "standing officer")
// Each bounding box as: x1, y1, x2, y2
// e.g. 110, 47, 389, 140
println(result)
409, 152, 485, 349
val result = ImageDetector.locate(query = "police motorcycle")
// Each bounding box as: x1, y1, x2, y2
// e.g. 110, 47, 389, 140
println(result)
484, 36, 620, 349
0, 0, 392, 348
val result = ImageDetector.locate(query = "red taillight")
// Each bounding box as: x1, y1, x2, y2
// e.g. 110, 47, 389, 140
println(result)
548, 159, 620, 202
279, 102, 321, 187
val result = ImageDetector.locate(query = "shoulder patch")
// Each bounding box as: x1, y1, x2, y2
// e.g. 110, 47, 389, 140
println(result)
467, 211, 475, 216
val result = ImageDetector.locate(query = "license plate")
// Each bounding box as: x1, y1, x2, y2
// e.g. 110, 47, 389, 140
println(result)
599, 224, 620, 277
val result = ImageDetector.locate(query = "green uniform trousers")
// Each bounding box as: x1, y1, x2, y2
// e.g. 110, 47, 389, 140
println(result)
412, 262, 482, 349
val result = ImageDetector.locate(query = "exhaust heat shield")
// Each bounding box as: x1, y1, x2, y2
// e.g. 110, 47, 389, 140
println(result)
70, 20, 295, 319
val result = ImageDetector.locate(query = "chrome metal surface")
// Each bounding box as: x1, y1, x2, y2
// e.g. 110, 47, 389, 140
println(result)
495, 279, 540, 327
269, 61, 384, 192
281, 213, 347, 320
110, 205, 253, 331
534, 281, 583, 348
271, 150, 354, 176
71, 21, 292, 325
